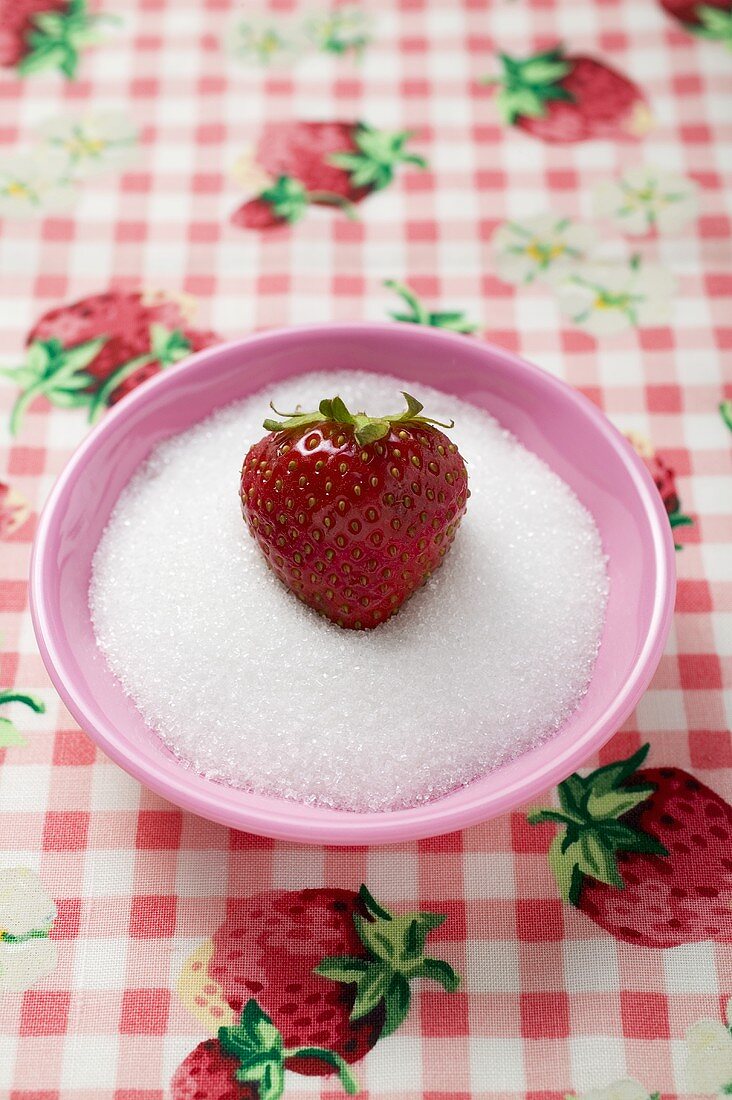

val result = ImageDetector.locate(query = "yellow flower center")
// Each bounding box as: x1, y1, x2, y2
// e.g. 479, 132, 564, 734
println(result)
258, 31, 281, 55
65, 135, 106, 158
4, 181, 32, 199
526, 240, 565, 263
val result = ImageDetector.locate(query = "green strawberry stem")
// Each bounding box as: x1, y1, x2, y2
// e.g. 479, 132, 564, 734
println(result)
0, 927, 51, 944
308, 191, 359, 219
484, 45, 575, 125
88, 324, 192, 421
264, 391, 455, 447
328, 123, 428, 191
17, 0, 117, 79
259, 176, 357, 224
315, 883, 460, 1039
218, 1000, 358, 1099
385, 279, 479, 333
0, 691, 45, 713
1, 336, 106, 435
87, 354, 151, 422
528, 744, 668, 906
669, 509, 694, 551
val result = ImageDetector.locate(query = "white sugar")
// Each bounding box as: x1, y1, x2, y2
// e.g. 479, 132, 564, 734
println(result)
90, 371, 609, 813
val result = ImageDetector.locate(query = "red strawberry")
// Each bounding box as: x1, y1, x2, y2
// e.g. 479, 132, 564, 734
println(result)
172, 1003, 358, 1100
529, 744, 732, 948
488, 44, 652, 143
172, 1040, 257, 1100
240, 392, 468, 630
231, 121, 427, 229
624, 432, 693, 549
0, 482, 31, 538
660, 0, 732, 45
1, 289, 219, 435
180, 885, 459, 1080
0, 0, 108, 77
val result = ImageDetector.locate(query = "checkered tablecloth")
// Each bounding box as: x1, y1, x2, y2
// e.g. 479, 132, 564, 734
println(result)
0, 0, 731, 1096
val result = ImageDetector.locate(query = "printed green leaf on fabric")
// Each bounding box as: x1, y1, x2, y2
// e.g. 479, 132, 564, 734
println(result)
1, 336, 105, 435
217, 1000, 358, 1098
385, 280, 479, 333
315, 883, 460, 1040
529, 744, 669, 906
17, 0, 117, 79
328, 124, 428, 191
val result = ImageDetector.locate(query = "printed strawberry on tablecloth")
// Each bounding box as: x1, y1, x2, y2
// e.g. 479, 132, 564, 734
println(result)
175, 886, 460, 1097
231, 121, 428, 229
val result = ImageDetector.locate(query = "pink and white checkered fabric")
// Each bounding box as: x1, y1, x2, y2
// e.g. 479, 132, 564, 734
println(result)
0, 0, 730, 1096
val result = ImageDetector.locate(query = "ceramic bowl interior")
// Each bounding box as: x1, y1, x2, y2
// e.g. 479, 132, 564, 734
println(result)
30, 324, 675, 844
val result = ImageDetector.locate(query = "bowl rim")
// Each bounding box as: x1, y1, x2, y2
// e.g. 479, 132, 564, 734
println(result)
29, 323, 676, 844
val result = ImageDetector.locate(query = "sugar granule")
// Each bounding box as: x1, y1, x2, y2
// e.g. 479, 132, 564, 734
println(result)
90, 370, 609, 812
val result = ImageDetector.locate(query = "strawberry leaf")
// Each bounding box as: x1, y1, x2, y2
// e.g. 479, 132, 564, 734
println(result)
548, 834, 584, 903
385, 280, 479, 333
219, 999, 359, 1098
3, 337, 106, 435
695, 4, 732, 45
260, 176, 311, 224
489, 45, 576, 125
529, 744, 673, 905
17, 0, 111, 79
149, 324, 191, 366
382, 972, 411, 1037
315, 884, 460, 1042
350, 961, 391, 1018
721, 399, 732, 433
0, 717, 26, 748
328, 124, 428, 192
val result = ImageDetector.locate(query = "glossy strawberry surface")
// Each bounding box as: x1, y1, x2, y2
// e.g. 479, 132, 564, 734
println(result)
240, 417, 468, 629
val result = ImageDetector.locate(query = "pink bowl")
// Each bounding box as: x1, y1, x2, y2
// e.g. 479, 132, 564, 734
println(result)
30, 324, 675, 845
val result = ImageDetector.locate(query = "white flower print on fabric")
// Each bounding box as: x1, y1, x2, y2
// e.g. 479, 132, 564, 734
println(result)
303, 8, 372, 58
685, 998, 732, 1096
36, 112, 139, 178
492, 213, 596, 286
556, 255, 676, 336
0, 868, 57, 994
593, 166, 699, 236
0, 152, 76, 219
223, 16, 300, 67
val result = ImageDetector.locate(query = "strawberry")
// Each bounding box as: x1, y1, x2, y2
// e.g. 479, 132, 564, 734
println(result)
231, 121, 427, 229
0, 687, 45, 748
385, 280, 479, 334
1, 289, 219, 435
487, 44, 652, 143
624, 432, 693, 549
529, 744, 732, 948
0, 482, 31, 539
240, 392, 468, 629
660, 0, 732, 46
171, 1001, 358, 1100
0, 0, 109, 78
179, 885, 460, 1079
